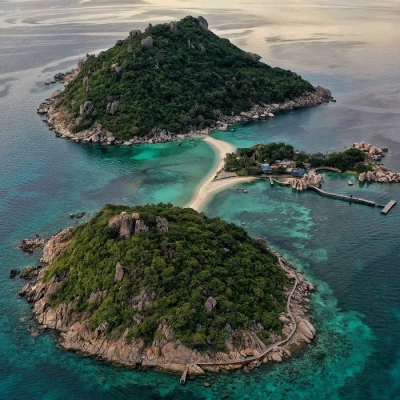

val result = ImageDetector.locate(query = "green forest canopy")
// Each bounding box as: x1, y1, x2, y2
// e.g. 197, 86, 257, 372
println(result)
58, 16, 314, 139
224, 142, 367, 176
45, 204, 288, 351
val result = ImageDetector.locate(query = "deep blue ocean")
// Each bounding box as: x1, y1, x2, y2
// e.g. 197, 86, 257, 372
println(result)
1, 1, 400, 399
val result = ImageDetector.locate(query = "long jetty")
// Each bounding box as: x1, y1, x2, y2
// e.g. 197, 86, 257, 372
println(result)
309, 186, 376, 206
381, 200, 396, 214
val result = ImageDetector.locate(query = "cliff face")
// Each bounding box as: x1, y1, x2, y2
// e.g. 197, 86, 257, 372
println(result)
20, 231, 316, 374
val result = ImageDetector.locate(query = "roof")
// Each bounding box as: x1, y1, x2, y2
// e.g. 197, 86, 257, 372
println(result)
291, 168, 305, 177
260, 164, 272, 171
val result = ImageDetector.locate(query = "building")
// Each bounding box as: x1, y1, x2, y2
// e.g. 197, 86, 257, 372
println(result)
291, 168, 305, 178
260, 164, 272, 173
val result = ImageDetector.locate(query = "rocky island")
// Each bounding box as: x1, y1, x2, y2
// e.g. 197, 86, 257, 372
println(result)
19, 204, 316, 377
37, 16, 332, 145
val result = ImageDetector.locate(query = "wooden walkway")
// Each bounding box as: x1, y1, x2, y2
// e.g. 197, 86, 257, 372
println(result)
315, 167, 341, 173
381, 200, 397, 214
309, 186, 377, 207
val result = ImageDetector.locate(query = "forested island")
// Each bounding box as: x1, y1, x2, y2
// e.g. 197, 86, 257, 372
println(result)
19, 204, 316, 375
223, 142, 368, 176
37, 16, 332, 145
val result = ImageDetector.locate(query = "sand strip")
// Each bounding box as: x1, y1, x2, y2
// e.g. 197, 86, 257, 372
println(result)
187, 136, 257, 211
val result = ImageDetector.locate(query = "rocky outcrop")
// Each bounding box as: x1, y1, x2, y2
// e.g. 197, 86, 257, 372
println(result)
247, 52, 262, 61
19, 237, 46, 253
169, 21, 178, 33
156, 216, 169, 233
291, 170, 323, 191
79, 101, 94, 116
204, 296, 217, 312
141, 36, 153, 48
115, 262, 124, 282
106, 100, 119, 116
197, 16, 208, 31
20, 266, 40, 280
108, 212, 149, 239
129, 30, 141, 37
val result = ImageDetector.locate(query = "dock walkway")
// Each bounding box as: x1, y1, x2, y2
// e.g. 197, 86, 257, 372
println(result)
309, 186, 376, 206
381, 200, 397, 214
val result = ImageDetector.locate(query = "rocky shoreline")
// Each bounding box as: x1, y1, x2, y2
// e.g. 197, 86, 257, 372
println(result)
37, 57, 333, 146
354, 142, 400, 183
18, 227, 317, 377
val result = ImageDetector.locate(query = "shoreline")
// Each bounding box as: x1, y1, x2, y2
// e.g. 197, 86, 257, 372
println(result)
19, 225, 316, 379
37, 58, 333, 147
187, 136, 258, 211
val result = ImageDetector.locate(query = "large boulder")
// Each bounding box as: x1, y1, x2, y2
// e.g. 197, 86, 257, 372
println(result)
169, 21, 178, 32
129, 30, 141, 37
246, 52, 262, 61
106, 100, 120, 116
141, 36, 154, 48
108, 212, 135, 239
115, 262, 124, 282
156, 216, 169, 233
197, 16, 208, 30
79, 101, 94, 115
205, 296, 217, 312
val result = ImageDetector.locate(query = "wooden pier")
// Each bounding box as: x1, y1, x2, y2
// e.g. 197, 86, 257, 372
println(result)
309, 186, 377, 207
381, 200, 396, 215
269, 176, 274, 186
180, 365, 190, 385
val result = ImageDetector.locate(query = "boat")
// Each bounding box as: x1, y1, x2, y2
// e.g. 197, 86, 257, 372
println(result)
348, 180, 354, 185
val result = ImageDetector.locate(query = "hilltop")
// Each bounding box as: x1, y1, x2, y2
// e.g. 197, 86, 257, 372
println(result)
38, 16, 332, 145
20, 204, 316, 373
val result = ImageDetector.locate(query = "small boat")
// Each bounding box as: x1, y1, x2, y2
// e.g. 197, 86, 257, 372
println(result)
348, 180, 354, 185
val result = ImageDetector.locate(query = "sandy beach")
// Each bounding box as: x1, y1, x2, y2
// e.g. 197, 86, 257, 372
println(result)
187, 136, 257, 211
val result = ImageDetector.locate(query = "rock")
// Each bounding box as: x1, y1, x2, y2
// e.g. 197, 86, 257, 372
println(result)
246, 52, 262, 61
199, 44, 206, 53
108, 212, 135, 239
79, 101, 94, 115
145, 23, 153, 33
197, 16, 208, 30
279, 315, 291, 324
115, 262, 124, 282
9, 269, 20, 279
19, 238, 46, 253
111, 63, 123, 76
169, 21, 178, 32
51, 90, 62, 99
203, 382, 211, 387
88, 290, 107, 304
20, 266, 39, 280
297, 319, 314, 340
205, 296, 217, 312
129, 30, 141, 37
271, 352, 282, 363
54, 72, 65, 81
244, 348, 254, 356
359, 172, 366, 182
156, 216, 169, 233
141, 36, 153, 48
106, 100, 120, 116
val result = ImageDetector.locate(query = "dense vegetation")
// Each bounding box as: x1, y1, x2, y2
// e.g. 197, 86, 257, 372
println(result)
224, 142, 368, 175
45, 204, 287, 351
59, 16, 314, 139
225, 142, 295, 175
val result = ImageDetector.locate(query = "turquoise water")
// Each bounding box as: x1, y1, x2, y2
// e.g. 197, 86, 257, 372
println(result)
1, 1, 400, 399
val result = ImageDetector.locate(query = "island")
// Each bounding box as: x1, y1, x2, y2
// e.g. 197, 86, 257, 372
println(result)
37, 15, 333, 145
19, 204, 316, 378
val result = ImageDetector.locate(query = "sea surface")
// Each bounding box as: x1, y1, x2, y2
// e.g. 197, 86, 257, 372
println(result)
1, 1, 400, 399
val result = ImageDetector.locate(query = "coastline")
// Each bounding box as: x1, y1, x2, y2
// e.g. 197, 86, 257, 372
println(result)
37, 58, 333, 147
187, 136, 257, 211
19, 224, 317, 379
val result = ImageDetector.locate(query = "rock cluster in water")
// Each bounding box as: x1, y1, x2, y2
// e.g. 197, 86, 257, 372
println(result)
354, 142, 400, 183
291, 170, 323, 191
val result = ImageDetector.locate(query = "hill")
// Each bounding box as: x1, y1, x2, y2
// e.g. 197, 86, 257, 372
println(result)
20, 204, 316, 372
39, 16, 332, 143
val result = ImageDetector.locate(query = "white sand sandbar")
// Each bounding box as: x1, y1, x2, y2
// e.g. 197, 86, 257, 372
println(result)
187, 136, 257, 211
